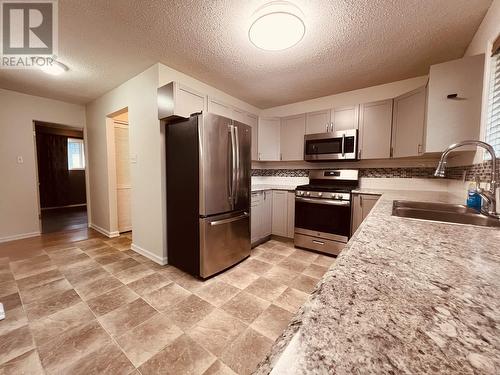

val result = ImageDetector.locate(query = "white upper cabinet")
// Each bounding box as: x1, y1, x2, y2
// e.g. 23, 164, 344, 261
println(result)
246, 113, 259, 161
258, 117, 281, 161
176, 84, 206, 118
425, 54, 485, 153
207, 97, 233, 118
232, 107, 247, 123
332, 105, 359, 131
158, 82, 206, 119
392, 86, 427, 158
280, 114, 306, 161
305, 109, 331, 134
359, 99, 393, 159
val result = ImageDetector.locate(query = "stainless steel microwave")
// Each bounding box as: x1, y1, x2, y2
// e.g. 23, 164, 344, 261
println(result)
304, 129, 358, 161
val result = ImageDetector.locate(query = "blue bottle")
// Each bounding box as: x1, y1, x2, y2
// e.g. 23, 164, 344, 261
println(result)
466, 182, 482, 211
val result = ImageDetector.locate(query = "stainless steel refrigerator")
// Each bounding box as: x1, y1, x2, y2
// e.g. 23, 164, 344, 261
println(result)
165, 112, 251, 278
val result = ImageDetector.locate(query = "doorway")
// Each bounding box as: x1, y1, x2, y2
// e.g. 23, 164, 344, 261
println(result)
34, 122, 88, 233
111, 110, 132, 233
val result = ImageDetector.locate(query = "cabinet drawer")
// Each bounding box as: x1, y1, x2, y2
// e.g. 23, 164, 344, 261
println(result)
294, 233, 344, 256
251, 191, 263, 205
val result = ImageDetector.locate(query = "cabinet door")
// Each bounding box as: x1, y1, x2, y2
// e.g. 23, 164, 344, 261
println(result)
258, 118, 281, 161
246, 113, 259, 161
425, 54, 484, 152
280, 114, 306, 161
332, 105, 359, 131
251, 192, 263, 243
286, 191, 295, 238
262, 190, 273, 237
305, 110, 331, 134
271, 190, 288, 237
392, 87, 426, 158
351, 194, 380, 233
208, 97, 233, 118
359, 99, 393, 159
175, 84, 206, 118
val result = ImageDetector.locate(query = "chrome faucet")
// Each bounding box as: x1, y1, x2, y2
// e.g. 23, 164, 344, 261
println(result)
434, 140, 499, 218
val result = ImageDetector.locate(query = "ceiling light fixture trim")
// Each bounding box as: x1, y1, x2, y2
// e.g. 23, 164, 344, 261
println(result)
248, 1, 306, 51
41, 60, 69, 75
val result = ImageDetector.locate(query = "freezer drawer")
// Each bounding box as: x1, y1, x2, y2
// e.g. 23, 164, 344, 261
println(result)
200, 211, 250, 278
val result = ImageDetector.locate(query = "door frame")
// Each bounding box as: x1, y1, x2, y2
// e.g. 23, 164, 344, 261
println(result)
32, 121, 90, 234
105, 107, 131, 235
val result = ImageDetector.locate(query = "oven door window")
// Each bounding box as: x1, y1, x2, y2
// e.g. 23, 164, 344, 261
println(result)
305, 137, 342, 155
295, 200, 351, 237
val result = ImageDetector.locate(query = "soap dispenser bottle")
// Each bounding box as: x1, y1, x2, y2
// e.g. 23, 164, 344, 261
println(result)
466, 177, 481, 212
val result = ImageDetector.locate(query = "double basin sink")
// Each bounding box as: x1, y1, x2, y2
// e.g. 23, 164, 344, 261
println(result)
392, 200, 500, 228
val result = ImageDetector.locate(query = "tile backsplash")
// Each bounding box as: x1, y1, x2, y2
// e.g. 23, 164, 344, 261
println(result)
252, 158, 499, 182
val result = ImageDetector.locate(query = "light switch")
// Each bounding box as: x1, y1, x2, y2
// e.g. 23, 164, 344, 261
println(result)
17, 156, 23, 164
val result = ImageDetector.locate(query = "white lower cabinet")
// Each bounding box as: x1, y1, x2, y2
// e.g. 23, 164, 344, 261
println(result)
251, 190, 272, 244
351, 194, 380, 233
271, 190, 295, 238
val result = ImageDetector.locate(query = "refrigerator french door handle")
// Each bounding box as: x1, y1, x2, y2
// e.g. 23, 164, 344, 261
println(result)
234, 125, 240, 205
227, 125, 234, 207
229, 124, 237, 209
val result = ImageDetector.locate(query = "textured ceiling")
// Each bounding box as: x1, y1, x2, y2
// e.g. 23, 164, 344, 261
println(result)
0, 0, 492, 108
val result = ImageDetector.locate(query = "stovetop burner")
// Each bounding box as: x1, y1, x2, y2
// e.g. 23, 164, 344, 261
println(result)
295, 184, 355, 193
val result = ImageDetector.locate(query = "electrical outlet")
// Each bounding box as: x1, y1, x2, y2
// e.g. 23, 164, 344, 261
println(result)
17, 156, 23, 164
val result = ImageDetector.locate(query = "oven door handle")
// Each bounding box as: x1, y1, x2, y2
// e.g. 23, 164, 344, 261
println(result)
295, 197, 350, 206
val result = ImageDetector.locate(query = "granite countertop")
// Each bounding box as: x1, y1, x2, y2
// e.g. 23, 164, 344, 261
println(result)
255, 190, 500, 375
251, 184, 298, 192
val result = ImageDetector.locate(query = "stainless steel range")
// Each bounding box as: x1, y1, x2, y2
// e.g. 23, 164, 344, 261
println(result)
294, 169, 359, 255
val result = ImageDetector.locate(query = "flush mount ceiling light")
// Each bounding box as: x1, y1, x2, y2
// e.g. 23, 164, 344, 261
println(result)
41, 60, 69, 76
249, 1, 305, 51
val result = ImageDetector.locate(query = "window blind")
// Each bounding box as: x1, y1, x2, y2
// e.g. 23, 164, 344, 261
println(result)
486, 41, 500, 156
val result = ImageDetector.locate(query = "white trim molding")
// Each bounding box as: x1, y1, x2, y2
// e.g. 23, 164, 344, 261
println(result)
0, 231, 40, 243
131, 243, 167, 266
89, 223, 120, 238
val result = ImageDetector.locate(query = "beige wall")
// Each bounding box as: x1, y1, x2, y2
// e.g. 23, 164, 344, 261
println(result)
86, 65, 162, 263
465, 0, 500, 56
260, 76, 428, 117
0, 88, 86, 242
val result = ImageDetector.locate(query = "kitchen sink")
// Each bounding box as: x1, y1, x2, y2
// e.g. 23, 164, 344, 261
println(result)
392, 200, 500, 228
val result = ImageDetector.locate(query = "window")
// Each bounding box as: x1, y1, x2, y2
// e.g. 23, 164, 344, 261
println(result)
68, 138, 85, 170
485, 36, 500, 156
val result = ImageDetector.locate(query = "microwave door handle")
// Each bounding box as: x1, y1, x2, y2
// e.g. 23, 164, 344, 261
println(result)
341, 134, 345, 157
234, 125, 240, 205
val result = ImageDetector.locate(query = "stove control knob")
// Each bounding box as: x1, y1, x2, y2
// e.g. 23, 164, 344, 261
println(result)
330, 193, 335, 198
335, 194, 342, 200
305, 192, 310, 196
318, 192, 323, 197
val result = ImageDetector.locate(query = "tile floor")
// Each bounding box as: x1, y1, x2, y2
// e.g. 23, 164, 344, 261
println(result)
0, 232, 335, 374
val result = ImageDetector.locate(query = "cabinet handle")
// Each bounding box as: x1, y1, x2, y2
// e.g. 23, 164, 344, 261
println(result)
417, 144, 422, 154
280, 153, 282, 161
312, 240, 325, 245
325, 123, 329, 132
446, 93, 465, 100
358, 149, 362, 159
390, 146, 393, 158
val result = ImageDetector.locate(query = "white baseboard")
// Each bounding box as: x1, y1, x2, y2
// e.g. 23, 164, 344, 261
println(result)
131, 243, 167, 265
0, 231, 40, 243
89, 223, 120, 238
